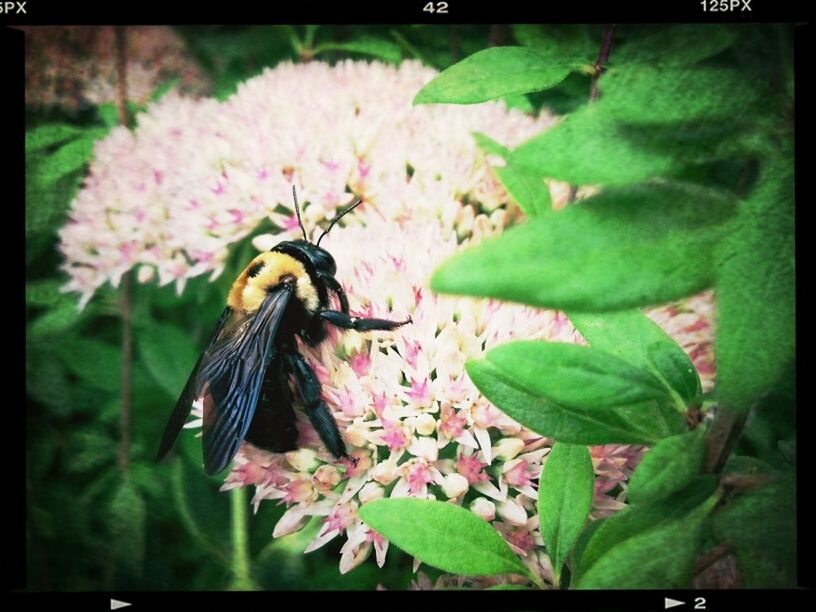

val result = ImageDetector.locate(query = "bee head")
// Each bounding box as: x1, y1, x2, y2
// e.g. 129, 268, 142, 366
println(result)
281, 239, 337, 277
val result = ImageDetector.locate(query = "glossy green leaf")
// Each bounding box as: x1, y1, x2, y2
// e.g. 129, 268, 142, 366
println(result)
510, 105, 677, 185
715, 154, 794, 412
615, 24, 738, 66
569, 310, 701, 404
432, 182, 736, 311
466, 359, 683, 446
485, 341, 667, 409
538, 443, 594, 584
710, 473, 795, 587
136, 321, 200, 398
358, 498, 531, 579
628, 429, 706, 505
574, 476, 717, 587
315, 37, 402, 63
646, 341, 701, 405
414, 47, 578, 105
473, 132, 551, 217
597, 66, 760, 124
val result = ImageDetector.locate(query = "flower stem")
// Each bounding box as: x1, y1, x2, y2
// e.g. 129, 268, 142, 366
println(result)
227, 487, 257, 591
703, 407, 748, 474
115, 27, 132, 474
567, 24, 616, 205
117, 273, 133, 473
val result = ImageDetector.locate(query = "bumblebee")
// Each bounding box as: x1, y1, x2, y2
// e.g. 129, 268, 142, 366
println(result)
156, 188, 411, 475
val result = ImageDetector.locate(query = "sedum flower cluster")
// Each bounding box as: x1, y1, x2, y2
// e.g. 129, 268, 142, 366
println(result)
59, 59, 715, 584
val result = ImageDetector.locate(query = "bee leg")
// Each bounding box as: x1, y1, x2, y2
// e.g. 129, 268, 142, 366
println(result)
322, 275, 349, 314
285, 352, 349, 460
319, 309, 412, 332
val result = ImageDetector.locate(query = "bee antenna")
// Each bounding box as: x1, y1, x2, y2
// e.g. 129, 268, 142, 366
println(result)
292, 185, 309, 242
316, 197, 363, 247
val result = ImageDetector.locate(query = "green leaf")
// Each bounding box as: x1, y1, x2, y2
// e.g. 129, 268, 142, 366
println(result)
574, 477, 717, 587
26, 123, 84, 153
432, 182, 736, 311
64, 430, 117, 474
485, 341, 667, 409
358, 498, 532, 579
512, 24, 595, 61
136, 321, 200, 398
26, 279, 69, 307
710, 473, 795, 587
28, 299, 89, 338
569, 516, 606, 576
26, 162, 82, 237
466, 359, 682, 446
473, 132, 551, 217
538, 443, 594, 584
502, 93, 535, 114
314, 37, 402, 63
568, 310, 701, 404
597, 66, 760, 124
414, 47, 579, 105
646, 341, 701, 405
494, 163, 552, 217
53, 336, 122, 392
627, 429, 706, 505
149, 77, 181, 102
615, 24, 738, 66
714, 155, 794, 412
472, 131, 510, 158
511, 105, 677, 185
26, 353, 75, 417
109, 479, 146, 579
35, 135, 97, 184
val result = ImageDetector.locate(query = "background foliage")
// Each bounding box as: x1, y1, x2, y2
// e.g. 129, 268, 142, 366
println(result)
25, 23, 796, 591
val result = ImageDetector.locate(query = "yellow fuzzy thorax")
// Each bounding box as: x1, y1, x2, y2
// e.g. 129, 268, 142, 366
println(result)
228, 252, 319, 314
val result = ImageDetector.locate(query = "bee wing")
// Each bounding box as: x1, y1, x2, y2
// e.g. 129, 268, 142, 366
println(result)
199, 283, 294, 475
156, 305, 233, 462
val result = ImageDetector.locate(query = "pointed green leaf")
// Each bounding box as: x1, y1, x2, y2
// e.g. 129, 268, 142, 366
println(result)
473, 132, 551, 217
358, 498, 531, 579
414, 47, 579, 105
538, 443, 594, 584
432, 182, 736, 311
574, 476, 717, 587
511, 105, 678, 185
485, 341, 667, 409
646, 341, 701, 405
598, 66, 760, 124
569, 310, 701, 404
715, 155, 794, 412
710, 473, 795, 588
466, 359, 683, 446
628, 429, 706, 505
